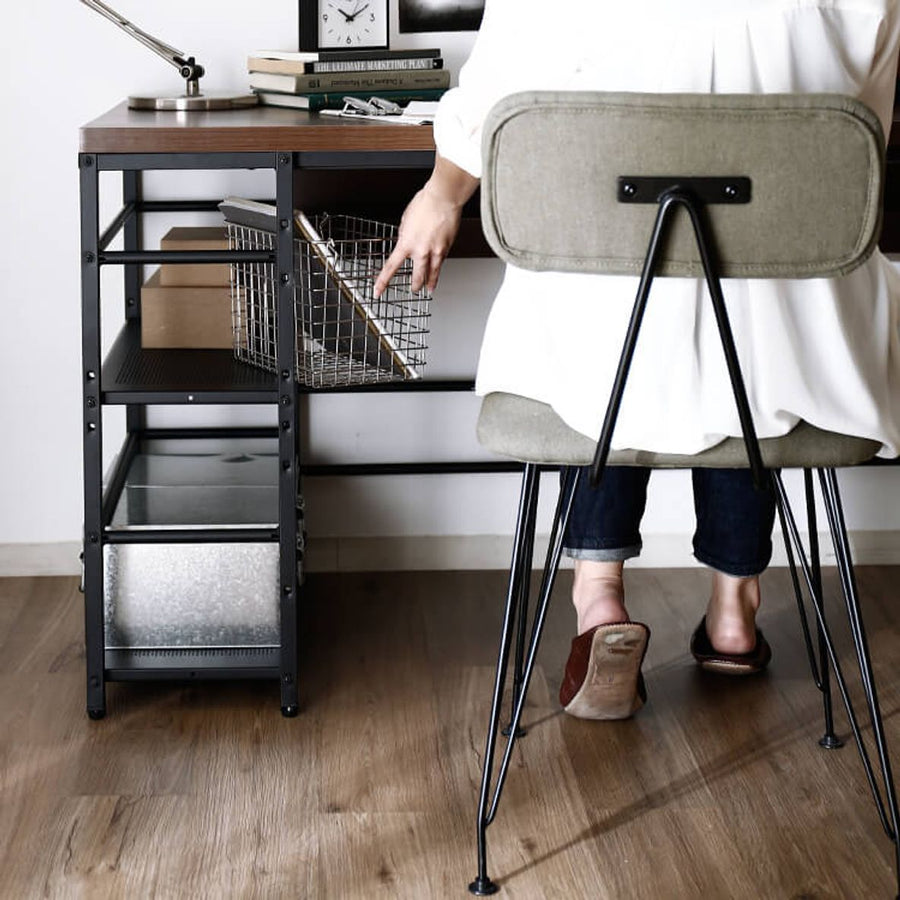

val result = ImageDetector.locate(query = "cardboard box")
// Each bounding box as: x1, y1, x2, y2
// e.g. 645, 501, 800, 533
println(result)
141, 269, 233, 349
159, 225, 231, 286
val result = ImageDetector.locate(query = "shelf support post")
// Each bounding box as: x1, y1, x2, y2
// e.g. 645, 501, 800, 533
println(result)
123, 168, 146, 435
80, 152, 107, 719
275, 151, 300, 717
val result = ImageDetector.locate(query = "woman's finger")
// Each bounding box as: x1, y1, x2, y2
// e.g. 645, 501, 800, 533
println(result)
374, 244, 408, 298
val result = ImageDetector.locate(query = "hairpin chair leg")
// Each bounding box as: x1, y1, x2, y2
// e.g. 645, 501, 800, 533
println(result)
503, 472, 540, 739
805, 469, 843, 749
777, 470, 843, 748
818, 468, 900, 893
470, 466, 580, 895
773, 471, 899, 896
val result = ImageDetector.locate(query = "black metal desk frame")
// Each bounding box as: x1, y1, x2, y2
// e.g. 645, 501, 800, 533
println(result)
79, 146, 520, 720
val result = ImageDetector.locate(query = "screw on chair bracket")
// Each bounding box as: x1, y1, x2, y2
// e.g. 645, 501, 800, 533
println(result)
617, 176, 752, 204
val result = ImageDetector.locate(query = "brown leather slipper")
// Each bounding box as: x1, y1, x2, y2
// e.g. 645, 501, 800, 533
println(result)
690, 615, 772, 675
559, 622, 650, 720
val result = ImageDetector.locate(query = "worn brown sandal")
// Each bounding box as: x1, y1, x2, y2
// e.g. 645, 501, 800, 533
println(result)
559, 622, 650, 720
690, 615, 771, 675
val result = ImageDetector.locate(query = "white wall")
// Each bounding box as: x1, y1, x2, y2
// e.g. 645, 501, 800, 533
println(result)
2, 1, 900, 574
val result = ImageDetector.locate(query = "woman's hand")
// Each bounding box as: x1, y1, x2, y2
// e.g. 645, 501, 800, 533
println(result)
374, 155, 479, 298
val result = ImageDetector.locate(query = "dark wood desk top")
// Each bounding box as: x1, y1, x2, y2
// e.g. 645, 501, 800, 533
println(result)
79, 102, 900, 254
81, 101, 900, 155
79, 102, 436, 155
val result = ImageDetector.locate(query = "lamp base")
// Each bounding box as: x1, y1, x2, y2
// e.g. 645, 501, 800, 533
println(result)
128, 90, 259, 111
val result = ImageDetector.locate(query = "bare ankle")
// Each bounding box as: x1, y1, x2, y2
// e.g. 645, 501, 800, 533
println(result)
705, 572, 761, 654
572, 560, 629, 634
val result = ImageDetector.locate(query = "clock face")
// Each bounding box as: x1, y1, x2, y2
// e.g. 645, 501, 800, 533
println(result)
318, 1, 388, 49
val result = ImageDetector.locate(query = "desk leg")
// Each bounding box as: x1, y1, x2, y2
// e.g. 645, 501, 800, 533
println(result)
123, 169, 146, 436
276, 152, 300, 717
80, 154, 106, 720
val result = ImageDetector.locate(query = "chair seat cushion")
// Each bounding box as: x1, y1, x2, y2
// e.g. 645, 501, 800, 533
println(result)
477, 392, 880, 468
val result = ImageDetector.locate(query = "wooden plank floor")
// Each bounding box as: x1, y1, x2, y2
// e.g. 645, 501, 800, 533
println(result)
0, 567, 897, 899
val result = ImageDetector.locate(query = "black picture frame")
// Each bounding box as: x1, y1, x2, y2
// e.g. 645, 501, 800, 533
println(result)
399, 0, 484, 33
299, 0, 391, 52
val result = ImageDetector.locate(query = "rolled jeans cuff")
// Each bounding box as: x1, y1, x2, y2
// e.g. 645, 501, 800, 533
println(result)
562, 542, 642, 563
693, 543, 771, 578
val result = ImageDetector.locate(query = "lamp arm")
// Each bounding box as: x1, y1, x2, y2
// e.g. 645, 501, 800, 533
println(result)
78, 0, 205, 86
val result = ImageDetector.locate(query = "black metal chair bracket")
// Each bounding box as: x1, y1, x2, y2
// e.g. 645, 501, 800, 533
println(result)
591, 179, 765, 491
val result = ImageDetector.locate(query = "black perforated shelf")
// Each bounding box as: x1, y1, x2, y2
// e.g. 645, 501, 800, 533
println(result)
104, 646, 280, 680
102, 321, 278, 404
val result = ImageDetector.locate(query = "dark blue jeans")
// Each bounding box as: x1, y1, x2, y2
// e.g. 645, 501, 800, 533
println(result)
561, 466, 776, 577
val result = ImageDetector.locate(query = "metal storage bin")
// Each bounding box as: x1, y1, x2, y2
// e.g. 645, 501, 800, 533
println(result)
229, 213, 431, 388
103, 437, 302, 650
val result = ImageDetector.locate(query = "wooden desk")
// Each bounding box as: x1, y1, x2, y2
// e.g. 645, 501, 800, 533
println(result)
78, 104, 486, 721
78, 103, 900, 720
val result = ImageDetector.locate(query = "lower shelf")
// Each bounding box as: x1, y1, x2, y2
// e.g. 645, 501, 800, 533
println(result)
105, 646, 280, 680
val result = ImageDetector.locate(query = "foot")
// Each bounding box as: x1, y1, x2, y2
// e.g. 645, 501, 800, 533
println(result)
704, 572, 761, 655
571, 560, 629, 634
560, 623, 650, 719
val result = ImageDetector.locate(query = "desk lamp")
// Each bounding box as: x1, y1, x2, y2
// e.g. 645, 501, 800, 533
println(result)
80, 0, 258, 110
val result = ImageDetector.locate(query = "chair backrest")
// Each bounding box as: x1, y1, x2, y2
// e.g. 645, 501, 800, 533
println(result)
480, 91, 885, 279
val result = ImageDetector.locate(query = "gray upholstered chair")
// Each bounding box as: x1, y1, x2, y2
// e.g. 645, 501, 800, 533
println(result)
469, 91, 899, 896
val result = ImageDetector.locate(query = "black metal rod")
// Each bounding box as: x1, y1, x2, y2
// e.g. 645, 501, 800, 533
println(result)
276, 151, 300, 717
104, 528, 279, 544
303, 378, 475, 394
590, 197, 673, 487
485, 466, 581, 826
99, 249, 274, 265
100, 431, 140, 528
775, 488, 824, 690
773, 472, 893, 831
96, 152, 274, 171
139, 199, 231, 213
80, 153, 106, 720
98, 201, 136, 252
296, 149, 434, 170
820, 471, 877, 713
123, 169, 145, 435
507, 475, 539, 732
677, 194, 766, 488
122, 170, 143, 322
301, 461, 525, 477
819, 468, 899, 846
805, 468, 840, 745
143, 426, 280, 440
472, 464, 540, 895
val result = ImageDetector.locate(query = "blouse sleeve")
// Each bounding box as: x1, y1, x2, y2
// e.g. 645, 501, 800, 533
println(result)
433, 0, 552, 178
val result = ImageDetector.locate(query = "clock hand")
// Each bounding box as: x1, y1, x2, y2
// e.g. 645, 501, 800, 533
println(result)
346, 2, 370, 22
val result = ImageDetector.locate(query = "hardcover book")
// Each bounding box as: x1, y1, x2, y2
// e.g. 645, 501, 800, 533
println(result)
249, 48, 440, 62
248, 68, 450, 95
248, 55, 443, 75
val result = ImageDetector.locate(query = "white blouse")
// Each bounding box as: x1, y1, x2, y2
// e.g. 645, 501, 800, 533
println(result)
433, 0, 900, 457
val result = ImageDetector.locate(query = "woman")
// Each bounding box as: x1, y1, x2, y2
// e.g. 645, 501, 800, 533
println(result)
375, 0, 900, 719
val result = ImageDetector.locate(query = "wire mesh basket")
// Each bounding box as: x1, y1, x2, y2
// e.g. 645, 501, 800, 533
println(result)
229, 214, 430, 388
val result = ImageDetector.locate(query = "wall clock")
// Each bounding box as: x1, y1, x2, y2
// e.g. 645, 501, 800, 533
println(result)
299, 0, 390, 52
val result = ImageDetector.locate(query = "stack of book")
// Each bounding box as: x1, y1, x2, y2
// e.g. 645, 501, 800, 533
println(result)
248, 48, 450, 112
